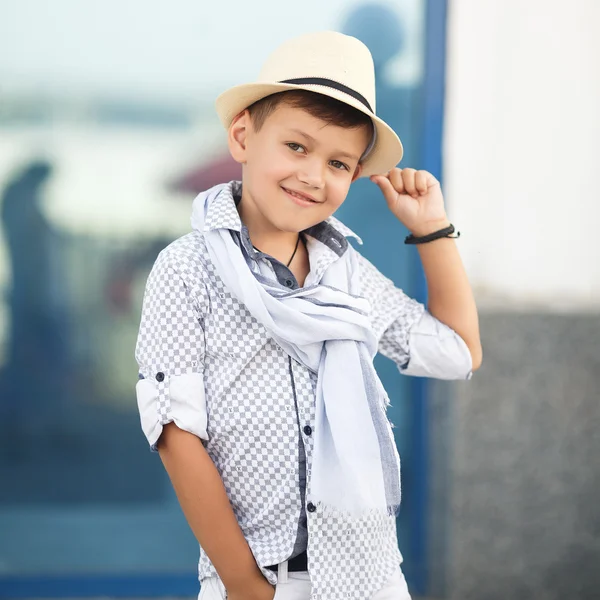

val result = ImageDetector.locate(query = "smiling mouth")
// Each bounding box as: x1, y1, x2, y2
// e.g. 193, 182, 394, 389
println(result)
282, 187, 320, 204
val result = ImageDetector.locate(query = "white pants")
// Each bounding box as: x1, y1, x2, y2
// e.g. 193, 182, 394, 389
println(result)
199, 561, 411, 600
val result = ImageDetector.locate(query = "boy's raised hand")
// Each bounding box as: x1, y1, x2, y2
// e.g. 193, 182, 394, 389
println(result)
371, 168, 450, 237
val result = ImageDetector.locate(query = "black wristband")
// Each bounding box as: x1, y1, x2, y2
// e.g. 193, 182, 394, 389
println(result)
404, 224, 460, 245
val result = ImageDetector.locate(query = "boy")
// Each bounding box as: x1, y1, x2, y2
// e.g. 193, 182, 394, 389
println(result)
135, 31, 481, 600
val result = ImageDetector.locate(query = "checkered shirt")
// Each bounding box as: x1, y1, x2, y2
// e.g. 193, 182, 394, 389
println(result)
135, 183, 472, 600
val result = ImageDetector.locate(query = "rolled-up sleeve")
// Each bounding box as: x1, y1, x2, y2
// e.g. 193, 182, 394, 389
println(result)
356, 250, 473, 381
135, 248, 208, 450
382, 310, 473, 380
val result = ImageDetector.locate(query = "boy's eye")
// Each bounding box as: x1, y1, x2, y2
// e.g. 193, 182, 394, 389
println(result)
286, 142, 305, 153
330, 160, 349, 171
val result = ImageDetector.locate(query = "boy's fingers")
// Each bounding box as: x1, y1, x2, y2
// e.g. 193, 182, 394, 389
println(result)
416, 170, 429, 195
370, 175, 397, 201
401, 168, 418, 196
388, 169, 406, 195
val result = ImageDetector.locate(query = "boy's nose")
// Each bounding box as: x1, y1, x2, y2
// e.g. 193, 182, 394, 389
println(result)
297, 160, 325, 189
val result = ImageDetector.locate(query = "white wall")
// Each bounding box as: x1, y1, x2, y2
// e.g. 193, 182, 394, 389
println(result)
444, 0, 600, 311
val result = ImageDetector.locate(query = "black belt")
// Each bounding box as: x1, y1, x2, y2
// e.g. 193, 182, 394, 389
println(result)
266, 550, 308, 573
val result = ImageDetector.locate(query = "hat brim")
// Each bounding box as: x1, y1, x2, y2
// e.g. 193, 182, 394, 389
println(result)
215, 82, 403, 178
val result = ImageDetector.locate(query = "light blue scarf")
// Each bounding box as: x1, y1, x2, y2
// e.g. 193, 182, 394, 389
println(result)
192, 183, 401, 518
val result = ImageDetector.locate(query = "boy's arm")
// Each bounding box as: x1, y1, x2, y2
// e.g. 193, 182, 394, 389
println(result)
371, 168, 483, 369
135, 250, 274, 599
416, 234, 482, 369
357, 250, 473, 380
158, 424, 275, 598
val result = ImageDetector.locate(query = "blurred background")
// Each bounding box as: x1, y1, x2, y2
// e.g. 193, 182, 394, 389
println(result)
0, 0, 598, 599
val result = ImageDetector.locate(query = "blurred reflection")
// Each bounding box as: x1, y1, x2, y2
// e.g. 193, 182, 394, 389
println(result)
169, 154, 242, 196
0, 160, 166, 507
0, 160, 74, 458
343, 2, 421, 168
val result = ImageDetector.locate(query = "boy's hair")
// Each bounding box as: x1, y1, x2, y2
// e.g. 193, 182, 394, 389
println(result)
247, 90, 374, 154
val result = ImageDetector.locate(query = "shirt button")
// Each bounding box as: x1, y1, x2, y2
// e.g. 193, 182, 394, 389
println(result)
155, 372, 165, 382
285, 279, 294, 287
307, 502, 317, 513
303, 425, 312, 436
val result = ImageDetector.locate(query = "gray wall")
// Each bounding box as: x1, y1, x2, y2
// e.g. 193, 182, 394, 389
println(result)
428, 312, 600, 600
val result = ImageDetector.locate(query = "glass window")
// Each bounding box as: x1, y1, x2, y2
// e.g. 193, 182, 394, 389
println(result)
0, 0, 431, 594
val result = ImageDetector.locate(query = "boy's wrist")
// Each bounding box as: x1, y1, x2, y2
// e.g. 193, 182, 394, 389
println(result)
409, 218, 451, 238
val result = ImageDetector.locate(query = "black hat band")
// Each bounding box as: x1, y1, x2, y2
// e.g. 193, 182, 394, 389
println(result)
278, 77, 373, 113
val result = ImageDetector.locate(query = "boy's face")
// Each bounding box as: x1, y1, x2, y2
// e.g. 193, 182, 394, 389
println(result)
228, 102, 371, 233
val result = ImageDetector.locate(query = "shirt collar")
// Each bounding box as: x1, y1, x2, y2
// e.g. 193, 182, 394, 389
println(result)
325, 215, 363, 246
203, 181, 243, 233
203, 180, 363, 255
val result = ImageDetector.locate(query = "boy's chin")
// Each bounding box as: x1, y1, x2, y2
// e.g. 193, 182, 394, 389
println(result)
270, 213, 321, 233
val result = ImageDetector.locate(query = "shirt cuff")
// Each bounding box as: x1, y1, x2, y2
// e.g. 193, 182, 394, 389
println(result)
136, 372, 208, 450
400, 311, 473, 380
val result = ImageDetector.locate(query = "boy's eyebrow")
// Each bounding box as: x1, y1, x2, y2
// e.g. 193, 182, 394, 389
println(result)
287, 128, 360, 161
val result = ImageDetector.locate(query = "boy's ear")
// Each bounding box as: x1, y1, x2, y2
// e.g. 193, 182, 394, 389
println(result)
351, 163, 363, 182
228, 110, 250, 164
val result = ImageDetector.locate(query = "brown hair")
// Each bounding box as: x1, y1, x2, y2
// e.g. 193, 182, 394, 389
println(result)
247, 90, 373, 142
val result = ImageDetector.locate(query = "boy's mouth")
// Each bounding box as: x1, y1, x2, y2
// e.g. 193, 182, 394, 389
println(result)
281, 186, 321, 206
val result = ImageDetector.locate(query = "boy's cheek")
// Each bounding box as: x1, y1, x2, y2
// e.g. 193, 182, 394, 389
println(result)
328, 181, 352, 209
253, 154, 292, 181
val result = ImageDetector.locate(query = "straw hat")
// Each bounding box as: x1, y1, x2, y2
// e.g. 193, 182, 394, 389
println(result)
215, 31, 403, 177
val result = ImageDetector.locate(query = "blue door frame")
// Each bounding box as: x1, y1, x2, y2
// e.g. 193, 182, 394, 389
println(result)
0, 1, 448, 596
406, 0, 449, 595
